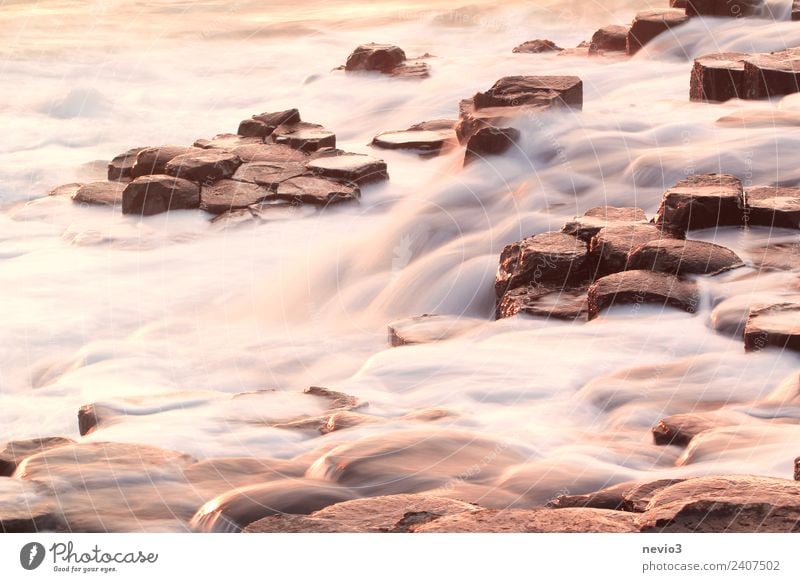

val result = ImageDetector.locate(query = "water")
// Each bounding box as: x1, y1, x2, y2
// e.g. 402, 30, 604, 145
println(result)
2, 0, 800, 531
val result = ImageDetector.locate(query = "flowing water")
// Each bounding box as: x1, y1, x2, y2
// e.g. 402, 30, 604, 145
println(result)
2, 0, 800, 531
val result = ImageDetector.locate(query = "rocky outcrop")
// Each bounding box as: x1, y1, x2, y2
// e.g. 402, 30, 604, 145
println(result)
122, 175, 200, 216
344, 44, 430, 79
464, 126, 520, 164
587, 270, 700, 320
200, 180, 271, 214
685, 0, 764, 17
653, 173, 744, 233
130, 145, 200, 179
306, 153, 388, 185
744, 303, 800, 352
372, 120, 458, 153
589, 25, 629, 55
272, 122, 336, 152
513, 39, 562, 53
0, 437, 75, 476
561, 206, 648, 241
627, 239, 743, 276
745, 186, 800, 228
627, 10, 689, 55
690, 53, 747, 102
410, 507, 638, 532
107, 147, 145, 181
164, 149, 241, 184
72, 181, 126, 206
589, 223, 674, 277
549, 479, 684, 512
273, 176, 360, 206
237, 108, 300, 138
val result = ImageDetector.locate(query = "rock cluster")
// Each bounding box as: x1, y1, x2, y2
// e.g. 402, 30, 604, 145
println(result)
691, 48, 800, 102
344, 44, 430, 79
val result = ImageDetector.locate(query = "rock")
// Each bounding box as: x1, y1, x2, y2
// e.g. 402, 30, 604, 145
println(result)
549, 479, 684, 512
303, 386, 359, 410
77, 403, 121, 436
107, 147, 146, 181
0, 437, 75, 476
231, 142, 308, 164
744, 48, 800, 100
472, 76, 583, 109
244, 515, 361, 532
653, 173, 744, 234
200, 180, 271, 214
652, 412, 737, 446
238, 108, 301, 138
48, 182, 83, 197
130, 145, 200, 179
627, 10, 689, 55
745, 186, 800, 229
513, 39, 562, 53
744, 303, 800, 352
273, 122, 336, 153
456, 100, 542, 144
464, 126, 520, 164
190, 480, 359, 532
182, 457, 306, 497
589, 223, 674, 277
746, 242, 800, 271
371, 119, 458, 153
275, 410, 379, 434
345, 43, 406, 73
685, 0, 764, 17
272, 176, 360, 206
794, 0, 800, 21
638, 475, 800, 532
232, 161, 308, 188
628, 239, 743, 276
795, 457, 799, 480
496, 285, 588, 320
587, 270, 700, 320
122, 175, 200, 216
716, 109, 800, 128
411, 507, 638, 533
0, 479, 62, 533
388, 314, 481, 346
671, 0, 688, 7
495, 232, 589, 298
164, 149, 241, 184
589, 25, 629, 54
306, 153, 388, 185
71, 181, 126, 207
690, 53, 747, 102
561, 206, 648, 241
193, 133, 262, 150
388, 61, 431, 79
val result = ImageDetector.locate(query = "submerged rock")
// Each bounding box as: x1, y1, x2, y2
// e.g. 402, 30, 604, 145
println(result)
273, 176, 360, 205
746, 242, 800, 271
653, 173, 744, 233
122, 175, 200, 216
549, 479, 684, 512
0, 479, 62, 533
561, 206, 648, 241
107, 147, 146, 181
372, 120, 458, 153
200, 180, 271, 214
627, 239, 743, 276
130, 145, 200, 179
652, 412, 737, 446
49, 182, 83, 198
627, 10, 689, 55
589, 25, 629, 55
464, 126, 520, 164
745, 186, 800, 229
587, 270, 700, 320
306, 153, 388, 185
71, 181, 126, 207
388, 314, 481, 346
164, 149, 241, 184
744, 303, 800, 352
589, 223, 673, 277
690, 53, 747, 102
513, 39, 562, 54
0, 437, 75, 477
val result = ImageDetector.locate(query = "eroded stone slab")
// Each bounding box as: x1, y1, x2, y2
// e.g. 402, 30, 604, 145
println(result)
587, 270, 700, 320
653, 173, 744, 233
627, 239, 743, 276
744, 303, 800, 352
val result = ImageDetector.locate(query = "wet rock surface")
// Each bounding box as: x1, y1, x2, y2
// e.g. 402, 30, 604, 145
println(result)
0, 437, 75, 476
653, 173, 744, 233
549, 479, 684, 512
744, 303, 800, 352
589, 25, 629, 55
587, 270, 700, 320
164, 149, 241, 184
231, 142, 308, 164
130, 145, 200, 179
513, 39, 562, 53
746, 242, 800, 271
0, 478, 62, 533
344, 43, 430, 78
272, 122, 336, 152
107, 147, 145, 181
690, 53, 747, 102
627, 10, 689, 55
237, 108, 301, 138
306, 153, 388, 185
372, 120, 458, 153
273, 176, 360, 205
589, 223, 674, 277
745, 186, 800, 228
200, 180, 271, 214
122, 175, 201, 216
72, 181, 126, 206
233, 161, 308, 188
464, 126, 520, 164
496, 286, 588, 320
628, 238, 743, 276
652, 412, 737, 446
194, 133, 262, 150
561, 206, 648, 241
388, 314, 481, 346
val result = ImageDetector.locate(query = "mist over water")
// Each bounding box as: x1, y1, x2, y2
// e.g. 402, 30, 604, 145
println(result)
2, 0, 800, 530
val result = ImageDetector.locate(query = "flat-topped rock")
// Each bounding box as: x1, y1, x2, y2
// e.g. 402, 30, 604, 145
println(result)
473, 75, 583, 109
627, 10, 689, 55
549, 479, 684, 512
238, 108, 301, 138
193, 133, 262, 150
495, 232, 589, 298
745, 186, 800, 228
107, 147, 145, 181
638, 475, 800, 532
685, 0, 764, 17
388, 314, 481, 347
411, 507, 638, 533
0, 437, 75, 476
690, 53, 747, 102
652, 412, 738, 446
122, 175, 200, 216
589, 223, 673, 277
372, 119, 458, 153
0, 479, 62, 533
496, 285, 588, 320
628, 238, 743, 276
164, 149, 241, 184
587, 270, 700, 320
653, 173, 744, 233
456, 100, 548, 144
71, 181, 126, 207
273, 176, 360, 206
561, 206, 648, 241
273, 122, 336, 153
589, 25, 629, 55
49, 182, 83, 197
744, 48, 800, 100
464, 126, 520, 165
306, 153, 388, 185
744, 303, 800, 352
345, 43, 407, 73
513, 39, 562, 53
232, 161, 308, 188
200, 180, 271, 214
232, 143, 308, 164
130, 145, 200, 179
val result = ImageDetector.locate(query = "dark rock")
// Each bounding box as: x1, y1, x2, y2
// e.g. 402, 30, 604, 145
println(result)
48, 182, 83, 197
653, 173, 745, 234
77, 403, 119, 436
587, 270, 700, 320
71, 181, 126, 207
193, 133, 262, 150
456, 100, 544, 144
273, 122, 336, 153
690, 53, 747, 102
122, 175, 200, 216
231, 143, 308, 164
473, 75, 583, 109
272, 176, 359, 206
671, 0, 688, 7
627, 9, 689, 55
794, 0, 800, 21
628, 239, 743, 276
744, 303, 800, 352
107, 147, 146, 181
200, 180, 271, 214
513, 39, 562, 53
232, 161, 308, 188
0, 479, 62, 533
130, 145, 200, 179
589, 223, 674, 277
190, 480, 359, 532
549, 479, 684, 512
238, 108, 301, 138
652, 412, 736, 446
411, 507, 638, 533
164, 150, 241, 184
306, 153, 388, 185
685, 0, 764, 17
744, 48, 800, 99
236, 118, 272, 139
561, 206, 648, 241
345, 43, 406, 73
0, 437, 75, 476
495, 232, 589, 298
795, 457, 799, 480
496, 285, 588, 320
638, 475, 800, 532
464, 127, 520, 164
745, 186, 800, 228
372, 119, 458, 153
589, 25, 629, 54
388, 314, 481, 346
